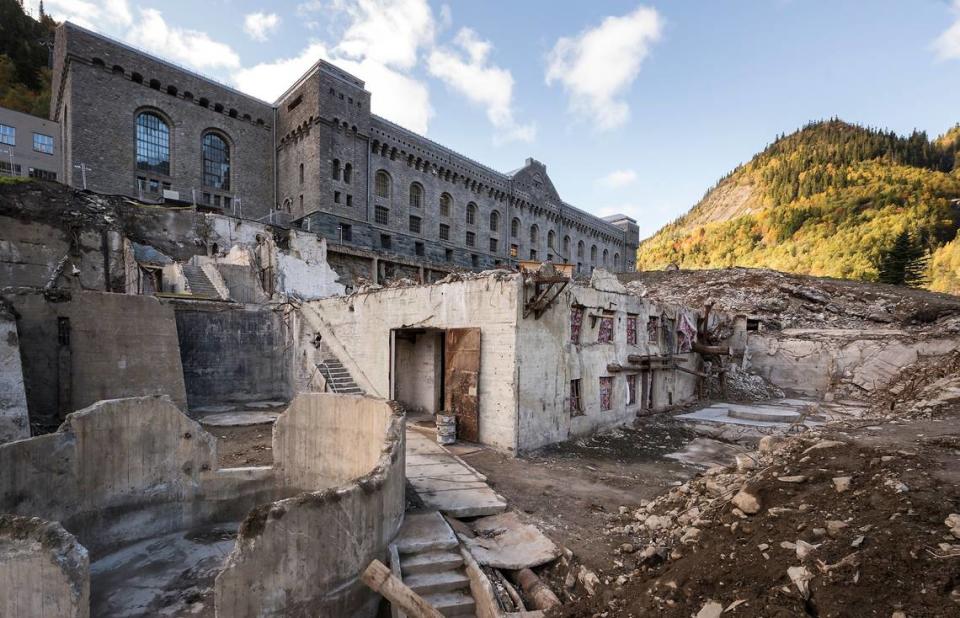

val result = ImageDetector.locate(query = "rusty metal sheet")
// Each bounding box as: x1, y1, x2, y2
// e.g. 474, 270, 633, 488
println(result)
444, 328, 481, 443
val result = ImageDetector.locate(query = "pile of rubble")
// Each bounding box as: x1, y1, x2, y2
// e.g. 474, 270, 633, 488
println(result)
871, 349, 960, 419
554, 423, 960, 617
620, 267, 960, 331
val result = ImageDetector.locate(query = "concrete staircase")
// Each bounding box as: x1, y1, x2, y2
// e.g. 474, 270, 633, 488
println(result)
394, 512, 476, 617
182, 264, 222, 299
317, 357, 362, 394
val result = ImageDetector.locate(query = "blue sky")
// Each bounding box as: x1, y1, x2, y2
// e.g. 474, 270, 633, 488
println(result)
26, 0, 960, 237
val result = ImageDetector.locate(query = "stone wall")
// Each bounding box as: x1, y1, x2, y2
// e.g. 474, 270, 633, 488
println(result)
0, 515, 89, 618
0, 308, 29, 443
214, 393, 405, 618
10, 291, 187, 427
173, 302, 293, 409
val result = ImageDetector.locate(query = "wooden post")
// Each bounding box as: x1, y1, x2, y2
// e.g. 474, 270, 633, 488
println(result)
511, 567, 561, 610
361, 560, 444, 618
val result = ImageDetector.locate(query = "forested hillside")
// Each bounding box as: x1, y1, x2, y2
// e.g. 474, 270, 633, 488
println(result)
0, 0, 57, 116
636, 120, 960, 293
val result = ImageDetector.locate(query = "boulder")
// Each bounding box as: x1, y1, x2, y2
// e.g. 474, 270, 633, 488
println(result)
731, 489, 762, 515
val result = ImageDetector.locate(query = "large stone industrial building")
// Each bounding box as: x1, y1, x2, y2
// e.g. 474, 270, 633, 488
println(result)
50, 22, 639, 275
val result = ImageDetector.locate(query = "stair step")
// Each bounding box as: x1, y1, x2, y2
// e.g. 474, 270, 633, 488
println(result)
401, 550, 463, 576
406, 570, 470, 596
422, 591, 476, 617
395, 512, 458, 554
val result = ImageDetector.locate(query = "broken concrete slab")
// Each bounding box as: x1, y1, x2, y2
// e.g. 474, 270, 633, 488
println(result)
395, 511, 459, 555
462, 511, 561, 570
665, 438, 745, 469
199, 411, 279, 427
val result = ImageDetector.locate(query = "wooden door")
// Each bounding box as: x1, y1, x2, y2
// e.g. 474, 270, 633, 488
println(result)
444, 328, 481, 442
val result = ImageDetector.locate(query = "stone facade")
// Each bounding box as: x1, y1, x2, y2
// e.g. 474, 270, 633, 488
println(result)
51, 22, 639, 272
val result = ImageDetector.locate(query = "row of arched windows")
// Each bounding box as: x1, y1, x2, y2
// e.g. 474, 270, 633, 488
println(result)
135, 110, 231, 190
332, 159, 353, 184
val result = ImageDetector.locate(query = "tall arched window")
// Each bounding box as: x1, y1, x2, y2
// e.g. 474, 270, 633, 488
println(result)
343, 163, 352, 184
614, 252, 620, 267
547, 230, 556, 250
602, 249, 609, 266
577, 241, 584, 258
201, 132, 230, 190
410, 183, 423, 209
530, 224, 539, 245
299, 163, 304, 185
489, 210, 500, 233
440, 193, 452, 216
135, 111, 170, 175
466, 202, 477, 225
332, 159, 341, 180
511, 218, 520, 238
375, 170, 390, 198
591, 245, 598, 263
563, 235, 571, 256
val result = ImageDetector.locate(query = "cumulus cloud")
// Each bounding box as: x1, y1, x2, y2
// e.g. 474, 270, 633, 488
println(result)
334, 0, 436, 69
128, 8, 240, 71
933, 0, 960, 60
598, 169, 637, 188
25, 0, 131, 29
428, 28, 535, 144
546, 5, 663, 130
244, 12, 281, 42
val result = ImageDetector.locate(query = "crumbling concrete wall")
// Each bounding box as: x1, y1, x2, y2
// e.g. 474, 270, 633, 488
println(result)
746, 329, 960, 398
276, 233, 344, 300
214, 393, 405, 618
517, 273, 699, 452
395, 331, 442, 415
0, 515, 90, 618
305, 275, 521, 450
0, 307, 29, 442
173, 302, 293, 408
8, 291, 187, 427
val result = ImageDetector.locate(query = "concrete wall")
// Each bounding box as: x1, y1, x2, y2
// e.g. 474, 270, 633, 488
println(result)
0, 309, 29, 442
395, 331, 441, 415
173, 302, 293, 408
746, 329, 960, 397
215, 393, 406, 618
306, 275, 522, 451
0, 515, 89, 618
516, 279, 699, 452
10, 292, 187, 427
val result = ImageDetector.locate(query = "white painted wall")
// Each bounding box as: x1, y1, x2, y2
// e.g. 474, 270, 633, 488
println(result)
395, 332, 441, 415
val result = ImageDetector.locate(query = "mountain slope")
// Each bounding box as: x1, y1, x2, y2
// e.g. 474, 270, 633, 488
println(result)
637, 120, 960, 291
0, 0, 56, 116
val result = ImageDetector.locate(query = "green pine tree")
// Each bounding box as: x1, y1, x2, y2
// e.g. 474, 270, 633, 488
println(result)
876, 231, 930, 287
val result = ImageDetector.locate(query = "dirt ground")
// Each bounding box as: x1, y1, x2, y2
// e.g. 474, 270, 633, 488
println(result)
549, 410, 960, 617
213, 425, 273, 467
462, 415, 707, 572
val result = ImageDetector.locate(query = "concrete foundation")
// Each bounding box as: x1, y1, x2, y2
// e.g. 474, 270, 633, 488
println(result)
0, 308, 29, 443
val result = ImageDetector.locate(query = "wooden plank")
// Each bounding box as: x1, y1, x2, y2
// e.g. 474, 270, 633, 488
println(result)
445, 328, 481, 443
361, 560, 444, 618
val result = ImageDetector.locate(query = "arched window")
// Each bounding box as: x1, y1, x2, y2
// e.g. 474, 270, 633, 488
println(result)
440, 193, 452, 217
577, 241, 584, 258
511, 218, 520, 238
563, 235, 571, 256
466, 202, 477, 225
201, 132, 230, 190
489, 210, 500, 233
410, 183, 423, 209
614, 252, 620, 267
602, 249, 609, 266
299, 163, 304, 185
375, 170, 391, 199
135, 111, 170, 175
332, 159, 341, 181
591, 245, 598, 263
530, 224, 539, 245
547, 230, 556, 250
343, 163, 352, 184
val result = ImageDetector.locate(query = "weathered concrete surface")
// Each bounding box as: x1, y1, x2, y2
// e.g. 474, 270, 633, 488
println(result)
214, 393, 406, 618
173, 302, 292, 409
406, 430, 506, 517
0, 308, 29, 443
463, 511, 561, 569
10, 291, 187, 427
0, 515, 90, 618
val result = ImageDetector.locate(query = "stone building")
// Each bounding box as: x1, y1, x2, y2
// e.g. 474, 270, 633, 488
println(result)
51, 22, 639, 276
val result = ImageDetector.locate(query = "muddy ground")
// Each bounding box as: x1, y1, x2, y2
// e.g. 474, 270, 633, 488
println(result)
213, 425, 273, 468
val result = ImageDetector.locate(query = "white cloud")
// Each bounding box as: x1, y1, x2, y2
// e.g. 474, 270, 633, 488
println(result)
546, 6, 663, 130
598, 169, 637, 188
233, 41, 433, 133
128, 8, 240, 71
933, 0, 960, 60
244, 12, 281, 42
428, 28, 535, 144
334, 0, 436, 69
25, 0, 131, 29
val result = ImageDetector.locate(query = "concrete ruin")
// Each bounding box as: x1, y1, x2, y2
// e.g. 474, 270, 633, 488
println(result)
0, 393, 404, 616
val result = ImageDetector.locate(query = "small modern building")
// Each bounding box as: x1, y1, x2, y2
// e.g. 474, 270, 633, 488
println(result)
0, 106, 61, 181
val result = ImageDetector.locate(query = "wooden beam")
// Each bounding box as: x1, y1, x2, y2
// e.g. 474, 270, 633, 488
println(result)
361, 560, 444, 618
693, 342, 732, 355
